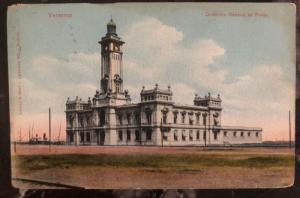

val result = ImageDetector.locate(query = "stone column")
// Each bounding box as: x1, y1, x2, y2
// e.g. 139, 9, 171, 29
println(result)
155, 127, 162, 146
74, 113, 80, 145
75, 130, 80, 145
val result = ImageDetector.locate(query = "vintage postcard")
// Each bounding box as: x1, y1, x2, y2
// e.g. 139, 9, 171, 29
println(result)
7, 3, 295, 189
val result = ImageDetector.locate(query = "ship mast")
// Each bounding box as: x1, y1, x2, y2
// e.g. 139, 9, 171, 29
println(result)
57, 121, 61, 141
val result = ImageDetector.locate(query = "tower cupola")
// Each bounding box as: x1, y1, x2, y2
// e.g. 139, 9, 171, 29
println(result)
107, 18, 116, 35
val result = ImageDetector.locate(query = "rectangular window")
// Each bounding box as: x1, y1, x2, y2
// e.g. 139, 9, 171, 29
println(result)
118, 115, 122, 125
135, 113, 140, 124
70, 133, 74, 142
163, 113, 167, 124
127, 130, 131, 141
256, 132, 259, 137
189, 118, 193, 125
182, 115, 185, 124
80, 132, 84, 142
248, 132, 251, 137
146, 129, 152, 141
174, 130, 178, 141
118, 130, 123, 141
100, 110, 106, 126
214, 132, 217, 140
241, 132, 244, 137
86, 132, 90, 142
182, 130, 186, 141
135, 130, 140, 142
163, 132, 168, 141
189, 130, 193, 141
224, 131, 227, 137
233, 131, 237, 137
127, 114, 131, 125
196, 114, 200, 124
196, 130, 200, 140
173, 114, 177, 124
146, 113, 152, 124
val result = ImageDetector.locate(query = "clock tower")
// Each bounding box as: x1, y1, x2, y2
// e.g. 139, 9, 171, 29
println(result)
99, 18, 125, 94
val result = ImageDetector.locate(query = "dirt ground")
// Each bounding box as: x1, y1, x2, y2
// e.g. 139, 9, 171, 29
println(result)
11, 145, 295, 189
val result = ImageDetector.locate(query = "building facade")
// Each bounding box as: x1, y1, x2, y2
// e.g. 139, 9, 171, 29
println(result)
65, 19, 262, 146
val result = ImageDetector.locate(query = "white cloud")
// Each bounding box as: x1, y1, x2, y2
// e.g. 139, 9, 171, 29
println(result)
124, 17, 183, 53
122, 17, 227, 96
171, 83, 196, 105
187, 39, 225, 66
124, 59, 162, 80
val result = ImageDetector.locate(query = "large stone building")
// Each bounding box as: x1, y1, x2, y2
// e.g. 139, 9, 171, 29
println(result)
65, 19, 262, 146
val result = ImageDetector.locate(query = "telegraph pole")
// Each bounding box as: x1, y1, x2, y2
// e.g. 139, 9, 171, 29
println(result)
160, 118, 163, 147
289, 110, 292, 149
204, 114, 207, 147
49, 107, 51, 152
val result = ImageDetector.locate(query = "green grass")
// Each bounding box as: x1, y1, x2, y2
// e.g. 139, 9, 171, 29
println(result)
13, 154, 294, 173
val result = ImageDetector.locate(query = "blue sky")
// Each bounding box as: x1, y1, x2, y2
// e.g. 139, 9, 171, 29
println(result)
7, 3, 295, 140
